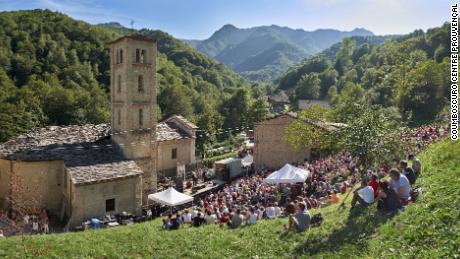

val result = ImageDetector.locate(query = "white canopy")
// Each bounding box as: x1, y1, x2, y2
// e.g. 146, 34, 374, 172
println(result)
241, 154, 254, 167
148, 187, 194, 206
264, 164, 310, 184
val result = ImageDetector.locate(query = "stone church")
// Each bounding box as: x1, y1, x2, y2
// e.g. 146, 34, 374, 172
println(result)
0, 35, 197, 228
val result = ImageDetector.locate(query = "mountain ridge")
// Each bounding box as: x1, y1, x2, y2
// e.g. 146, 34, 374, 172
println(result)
183, 24, 374, 81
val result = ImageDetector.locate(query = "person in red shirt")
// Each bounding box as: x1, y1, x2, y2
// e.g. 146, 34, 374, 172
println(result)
368, 174, 379, 198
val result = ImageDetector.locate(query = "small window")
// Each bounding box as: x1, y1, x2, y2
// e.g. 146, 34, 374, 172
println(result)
119, 49, 123, 63
140, 49, 146, 63
117, 109, 121, 125
106, 198, 115, 212
117, 74, 121, 93
138, 75, 144, 92
171, 148, 177, 159
135, 49, 140, 63
116, 50, 119, 64
139, 108, 143, 127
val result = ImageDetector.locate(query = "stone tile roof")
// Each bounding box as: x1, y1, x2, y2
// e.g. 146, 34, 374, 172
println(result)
0, 124, 142, 185
156, 121, 193, 142
164, 115, 198, 129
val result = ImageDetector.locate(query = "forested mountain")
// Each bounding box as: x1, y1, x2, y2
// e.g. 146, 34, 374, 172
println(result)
0, 10, 272, 147
277, 23, 450, 125
183, 24, 373, 81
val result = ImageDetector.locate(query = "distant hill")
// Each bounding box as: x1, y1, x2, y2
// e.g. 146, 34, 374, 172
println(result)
183, 24, 373, 81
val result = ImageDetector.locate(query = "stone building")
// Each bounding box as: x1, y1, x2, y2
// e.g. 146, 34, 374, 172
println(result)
0, 35, 198, 228
156, 115, 198, 177
253, 113, 344, 169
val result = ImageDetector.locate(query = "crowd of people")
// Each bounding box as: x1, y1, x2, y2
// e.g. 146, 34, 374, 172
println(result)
161, 122, 450, 233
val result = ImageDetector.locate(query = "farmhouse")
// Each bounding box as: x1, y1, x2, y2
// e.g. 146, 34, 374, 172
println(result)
0, 35, 197, 228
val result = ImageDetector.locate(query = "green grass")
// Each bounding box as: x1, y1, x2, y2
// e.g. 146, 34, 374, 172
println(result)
0, 139, 459, 258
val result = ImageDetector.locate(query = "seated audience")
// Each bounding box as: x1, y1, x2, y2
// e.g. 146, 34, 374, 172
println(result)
289, 202, 310, 232
400, 160, 416, 185
389, 168, 411, 205
193, 212, 204, 227
182, 209, 192, 224
350, 180, 375, 210
368, 174, 379, 198
376, 180, 401, 213
228, 209, 243, 229
169, 213, 181, 230
246, 207, 257, 225
205, 211, 217, 225
408, 153, 421, 178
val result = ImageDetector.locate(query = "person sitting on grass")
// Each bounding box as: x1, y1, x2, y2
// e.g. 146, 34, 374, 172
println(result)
219, 212, 230, 226
266, 203, 276, 219
182, 209, 192, 224
376, 180, 401, 214
368, 174, 379, 198
408, 153, 421, 179
350, 180, 375, 210
193, 212, 204, 227
228, 209, 244, 229
246, 207, 257, 225
205, 210, 217, 225
400, 160, 416, 185
169, 213, 181, 230
162, 214, 172, 230
389, 168, 411, 205
288, 202, 310, 233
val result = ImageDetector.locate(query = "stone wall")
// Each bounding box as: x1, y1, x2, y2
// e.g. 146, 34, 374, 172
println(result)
0, 160, 66, 216
254, 115, 311, 169
156, 139, 195, 173
68, 176, 141, 228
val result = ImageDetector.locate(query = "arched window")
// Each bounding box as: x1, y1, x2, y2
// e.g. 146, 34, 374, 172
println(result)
116, 50, 119, 64
119, 49, 123, 63
117, 74, 121, 93
138, 75, 144, 92
139, 109, 143, 127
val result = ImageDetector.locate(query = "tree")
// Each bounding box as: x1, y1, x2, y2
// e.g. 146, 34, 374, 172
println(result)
251, 97, 271, 123
195, 103, 223, 156
338, 104, 403, 169
159, 85, 194, 119
295, 73, 321, 100
285, 105, 337, 151
221, 87, 253, 129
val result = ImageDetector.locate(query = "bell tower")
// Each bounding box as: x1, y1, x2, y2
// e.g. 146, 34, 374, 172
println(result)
109, 35, 157, 200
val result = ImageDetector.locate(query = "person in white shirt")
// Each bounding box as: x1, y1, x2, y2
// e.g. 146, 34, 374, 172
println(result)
182, 209, 192, 224
351, 180, 375, 210
274, 203, 282, 217
266, 204, 276, 219
205, 211, 217, 225
0, 229, 4, 238
389, 169, 411, 204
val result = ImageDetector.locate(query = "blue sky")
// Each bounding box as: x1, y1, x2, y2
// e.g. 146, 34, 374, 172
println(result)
0, 0, 449, 39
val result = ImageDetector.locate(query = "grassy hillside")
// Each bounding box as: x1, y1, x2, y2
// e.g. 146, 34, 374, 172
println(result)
0, 138, 458, 258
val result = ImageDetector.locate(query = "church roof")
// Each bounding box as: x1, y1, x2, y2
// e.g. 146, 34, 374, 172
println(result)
108, 34, 156, 45
156, 121, 193, 142
0, 124, 143, 185
0, 116, 197, 184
